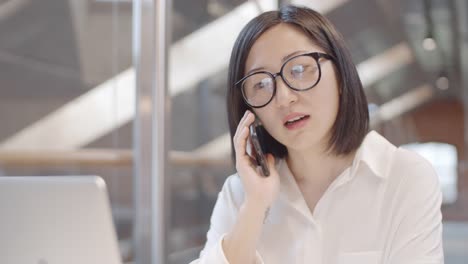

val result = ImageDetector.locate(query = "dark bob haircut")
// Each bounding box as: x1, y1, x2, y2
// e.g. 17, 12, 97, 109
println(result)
227, 5, 369, 161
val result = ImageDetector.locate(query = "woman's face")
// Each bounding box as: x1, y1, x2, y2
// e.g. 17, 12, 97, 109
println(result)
244, 23, 341, 153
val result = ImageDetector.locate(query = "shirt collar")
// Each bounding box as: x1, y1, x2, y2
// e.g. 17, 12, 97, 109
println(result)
274, 130, 396, 220
350, 130, 397, 180
276, 159, 312, 219
276, 130, 396, 197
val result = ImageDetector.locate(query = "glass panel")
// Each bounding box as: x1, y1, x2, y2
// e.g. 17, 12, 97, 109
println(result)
0, 0, 133, 262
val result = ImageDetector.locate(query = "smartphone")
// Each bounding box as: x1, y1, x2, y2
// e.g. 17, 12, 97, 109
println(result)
249, 118, 270, 176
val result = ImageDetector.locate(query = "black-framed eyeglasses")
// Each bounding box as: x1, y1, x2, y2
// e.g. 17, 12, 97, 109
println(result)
236, 52, 334, 108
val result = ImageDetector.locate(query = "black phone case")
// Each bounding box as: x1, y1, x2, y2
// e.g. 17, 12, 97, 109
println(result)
249, 121, 270, 176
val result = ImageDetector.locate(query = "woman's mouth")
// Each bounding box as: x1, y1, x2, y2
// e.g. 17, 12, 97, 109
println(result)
284, 115, 310, 130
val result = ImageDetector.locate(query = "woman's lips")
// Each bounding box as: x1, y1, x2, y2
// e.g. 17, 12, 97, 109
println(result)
284, 115, 310, 130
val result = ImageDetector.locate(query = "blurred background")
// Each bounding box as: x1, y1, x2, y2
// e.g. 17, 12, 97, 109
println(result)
0, 0, 467, 263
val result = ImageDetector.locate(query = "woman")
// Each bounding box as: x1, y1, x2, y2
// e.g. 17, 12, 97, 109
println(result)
191, 5, 443, 264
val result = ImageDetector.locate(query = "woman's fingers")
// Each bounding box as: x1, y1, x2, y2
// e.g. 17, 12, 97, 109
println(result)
245, 136, 254, 158
235, 126, 249, 161
234, 111, 254, 155
234, 110, 250, 140
234, 111, 257, 172
266, 153, 275, 166
265, 154, 277, 174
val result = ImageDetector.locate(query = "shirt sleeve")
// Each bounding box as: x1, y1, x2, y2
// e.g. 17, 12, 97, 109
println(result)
189, 175, 265, 264
385, 155, 444, 264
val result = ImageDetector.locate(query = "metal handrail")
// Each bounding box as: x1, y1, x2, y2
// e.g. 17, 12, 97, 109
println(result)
0, 149, 231, 167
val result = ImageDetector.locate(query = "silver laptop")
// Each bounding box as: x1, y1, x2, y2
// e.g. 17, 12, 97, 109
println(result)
0, 176, 122, 264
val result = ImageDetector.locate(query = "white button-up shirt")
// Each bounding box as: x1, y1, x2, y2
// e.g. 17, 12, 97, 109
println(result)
190, 131, 444, 264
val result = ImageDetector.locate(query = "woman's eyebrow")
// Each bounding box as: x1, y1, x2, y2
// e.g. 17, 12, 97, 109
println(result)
245, 50, 309, 75
245, 66, 265, 76
282, 50, 308, 62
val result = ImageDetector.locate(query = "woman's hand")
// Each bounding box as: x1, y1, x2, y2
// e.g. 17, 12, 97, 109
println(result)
233, 110, 281, 212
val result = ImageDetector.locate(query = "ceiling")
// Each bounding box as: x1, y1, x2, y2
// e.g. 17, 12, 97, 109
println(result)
0, 0, 466, 150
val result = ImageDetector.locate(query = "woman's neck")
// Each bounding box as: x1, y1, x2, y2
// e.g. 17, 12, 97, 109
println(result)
286, 146, 356, 186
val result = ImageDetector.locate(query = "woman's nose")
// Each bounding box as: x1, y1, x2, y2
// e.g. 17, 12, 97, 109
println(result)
274, 77, 298, 107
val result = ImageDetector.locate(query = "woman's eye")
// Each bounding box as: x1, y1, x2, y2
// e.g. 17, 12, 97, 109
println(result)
254, 82, 264, 89
254, 79, 270, 90
292, 65, 305, 74
291, 64, 311, 77
291, 64, 317, 77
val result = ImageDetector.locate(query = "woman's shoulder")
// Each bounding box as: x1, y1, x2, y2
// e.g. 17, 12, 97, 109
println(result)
392, 146, 438, 179
387, 146, 441, 198
362, 131, 440, 194
363, 131, 438, 184
393, 146, 433, 167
